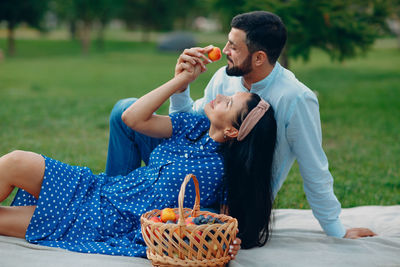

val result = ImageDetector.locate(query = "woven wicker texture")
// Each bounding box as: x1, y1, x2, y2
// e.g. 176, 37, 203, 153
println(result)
141, 174, 238, 267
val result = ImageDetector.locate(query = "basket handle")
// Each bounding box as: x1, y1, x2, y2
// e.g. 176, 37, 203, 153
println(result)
177, 174, 201, 226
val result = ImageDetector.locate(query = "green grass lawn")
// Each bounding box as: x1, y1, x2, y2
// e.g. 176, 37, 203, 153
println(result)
0, 37, 399, 208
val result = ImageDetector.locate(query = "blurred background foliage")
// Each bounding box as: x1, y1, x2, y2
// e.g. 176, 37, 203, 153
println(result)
1, 0, 399, 66
0, 1, 399, 208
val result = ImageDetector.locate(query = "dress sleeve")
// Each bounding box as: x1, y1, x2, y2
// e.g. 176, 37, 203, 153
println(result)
286, 91, 346, 238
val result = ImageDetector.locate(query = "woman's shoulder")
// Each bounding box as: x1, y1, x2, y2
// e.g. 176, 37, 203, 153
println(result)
170, 112, 207, 123
169, 112, 209, 136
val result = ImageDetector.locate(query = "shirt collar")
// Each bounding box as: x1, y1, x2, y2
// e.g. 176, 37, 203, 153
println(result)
241, 62, 282, 93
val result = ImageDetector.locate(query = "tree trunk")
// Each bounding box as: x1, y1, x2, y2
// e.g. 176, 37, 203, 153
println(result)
69, 20, 77, 40
96, 22, 106, 51
7, 22, 16, 57
80, 21, 91, 55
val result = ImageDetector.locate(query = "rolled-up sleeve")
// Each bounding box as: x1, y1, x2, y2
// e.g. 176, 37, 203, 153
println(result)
169, 83, 210, 115
169, 68, 225, 115
286, 91, 346, 238
169, 86, 195, 114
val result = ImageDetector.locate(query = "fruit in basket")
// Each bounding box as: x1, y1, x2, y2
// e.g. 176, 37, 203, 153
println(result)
150, 216, 162, 223
192, 214, 224, 225
185, 217, 195, 225
208, 47, 222, 61
161, 208, 176, 222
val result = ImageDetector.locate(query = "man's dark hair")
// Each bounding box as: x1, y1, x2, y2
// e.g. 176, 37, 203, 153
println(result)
231, 11, 287, 65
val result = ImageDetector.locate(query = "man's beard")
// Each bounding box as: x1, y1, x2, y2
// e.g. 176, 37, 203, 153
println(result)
225, 54, 253, 76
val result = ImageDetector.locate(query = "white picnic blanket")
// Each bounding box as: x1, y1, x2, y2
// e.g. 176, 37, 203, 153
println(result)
1, 205, 399, 267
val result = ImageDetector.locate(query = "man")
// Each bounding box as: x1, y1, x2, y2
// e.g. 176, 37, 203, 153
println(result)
106, 11, 375, 240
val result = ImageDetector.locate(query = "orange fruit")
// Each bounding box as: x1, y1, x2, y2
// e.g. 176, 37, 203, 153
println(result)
185, 217, 194, 225
150, 216, 162, 223
208, 47, 222, 61
160, 208, 176, 222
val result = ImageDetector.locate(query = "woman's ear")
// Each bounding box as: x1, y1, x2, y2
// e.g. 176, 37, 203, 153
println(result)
253, 51, 267, 67
224, 127, 238, 139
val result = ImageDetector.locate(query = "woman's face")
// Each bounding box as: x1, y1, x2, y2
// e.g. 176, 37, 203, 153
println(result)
205, 92, 252, 133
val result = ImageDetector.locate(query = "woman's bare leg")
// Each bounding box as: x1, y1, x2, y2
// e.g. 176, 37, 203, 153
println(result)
0, 150, 45, 201
0, 150, 45, 237
0, 206, 36, 238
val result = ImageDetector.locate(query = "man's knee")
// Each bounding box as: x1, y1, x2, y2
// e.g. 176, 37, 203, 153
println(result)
110, 98, 137, 126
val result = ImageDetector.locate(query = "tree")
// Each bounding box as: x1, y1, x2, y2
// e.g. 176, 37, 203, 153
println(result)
52, 0, 122, 54
0, 0, 49, 56
94, 0, 123, 50
120, 0, 175, 42
50, 0, 78, 40
119, 0, 204, 42
212, 0, 389, 68
386, 0, 400, 48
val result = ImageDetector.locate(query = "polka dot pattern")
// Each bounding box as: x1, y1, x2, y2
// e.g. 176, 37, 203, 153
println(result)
12, 113, 225, 257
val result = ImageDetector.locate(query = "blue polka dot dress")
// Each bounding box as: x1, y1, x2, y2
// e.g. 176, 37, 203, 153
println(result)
11, 113, 225, 257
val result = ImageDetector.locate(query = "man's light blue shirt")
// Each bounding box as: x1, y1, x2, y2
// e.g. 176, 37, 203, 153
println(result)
169, 62, 346, 238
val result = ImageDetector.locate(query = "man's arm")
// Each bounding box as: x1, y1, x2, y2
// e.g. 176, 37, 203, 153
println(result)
169, 78, 217, 115
286, 91, 344, 237
286, 91, 376, 238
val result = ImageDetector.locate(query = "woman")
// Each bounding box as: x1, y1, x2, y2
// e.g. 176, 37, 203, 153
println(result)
0, 62, 276, 257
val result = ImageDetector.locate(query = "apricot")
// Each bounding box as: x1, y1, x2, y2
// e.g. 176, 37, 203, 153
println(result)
185, 217, 194, 225
208, 47, 221, 61
150, 216, 162, 223
160, 208, 176, 222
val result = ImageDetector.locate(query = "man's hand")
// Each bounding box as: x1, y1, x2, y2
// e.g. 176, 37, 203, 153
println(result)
344, 228, 377, 239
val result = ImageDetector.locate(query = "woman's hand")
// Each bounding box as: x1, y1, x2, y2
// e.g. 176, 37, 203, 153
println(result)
218, 204, 240, 260
174, 46, 214, 77
175, 63, 203, 92
229, 236, 241, 260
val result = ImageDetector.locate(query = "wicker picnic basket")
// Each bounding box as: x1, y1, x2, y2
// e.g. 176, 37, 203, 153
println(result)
140, 174, 238, 267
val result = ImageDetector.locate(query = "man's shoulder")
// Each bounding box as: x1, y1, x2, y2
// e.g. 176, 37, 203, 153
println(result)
274, 67, 317, 101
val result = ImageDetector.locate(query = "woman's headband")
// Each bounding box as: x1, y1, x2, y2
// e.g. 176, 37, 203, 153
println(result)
237, 99, 270, 141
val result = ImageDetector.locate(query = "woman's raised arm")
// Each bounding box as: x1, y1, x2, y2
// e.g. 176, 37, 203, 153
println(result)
121, 64, 202, 139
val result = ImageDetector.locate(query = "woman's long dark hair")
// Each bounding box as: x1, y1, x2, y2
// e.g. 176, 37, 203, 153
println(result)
220, 93, 277, 249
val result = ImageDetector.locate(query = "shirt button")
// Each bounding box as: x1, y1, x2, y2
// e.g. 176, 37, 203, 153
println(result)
200, 145, 204, 150
184, 153, 189, 158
